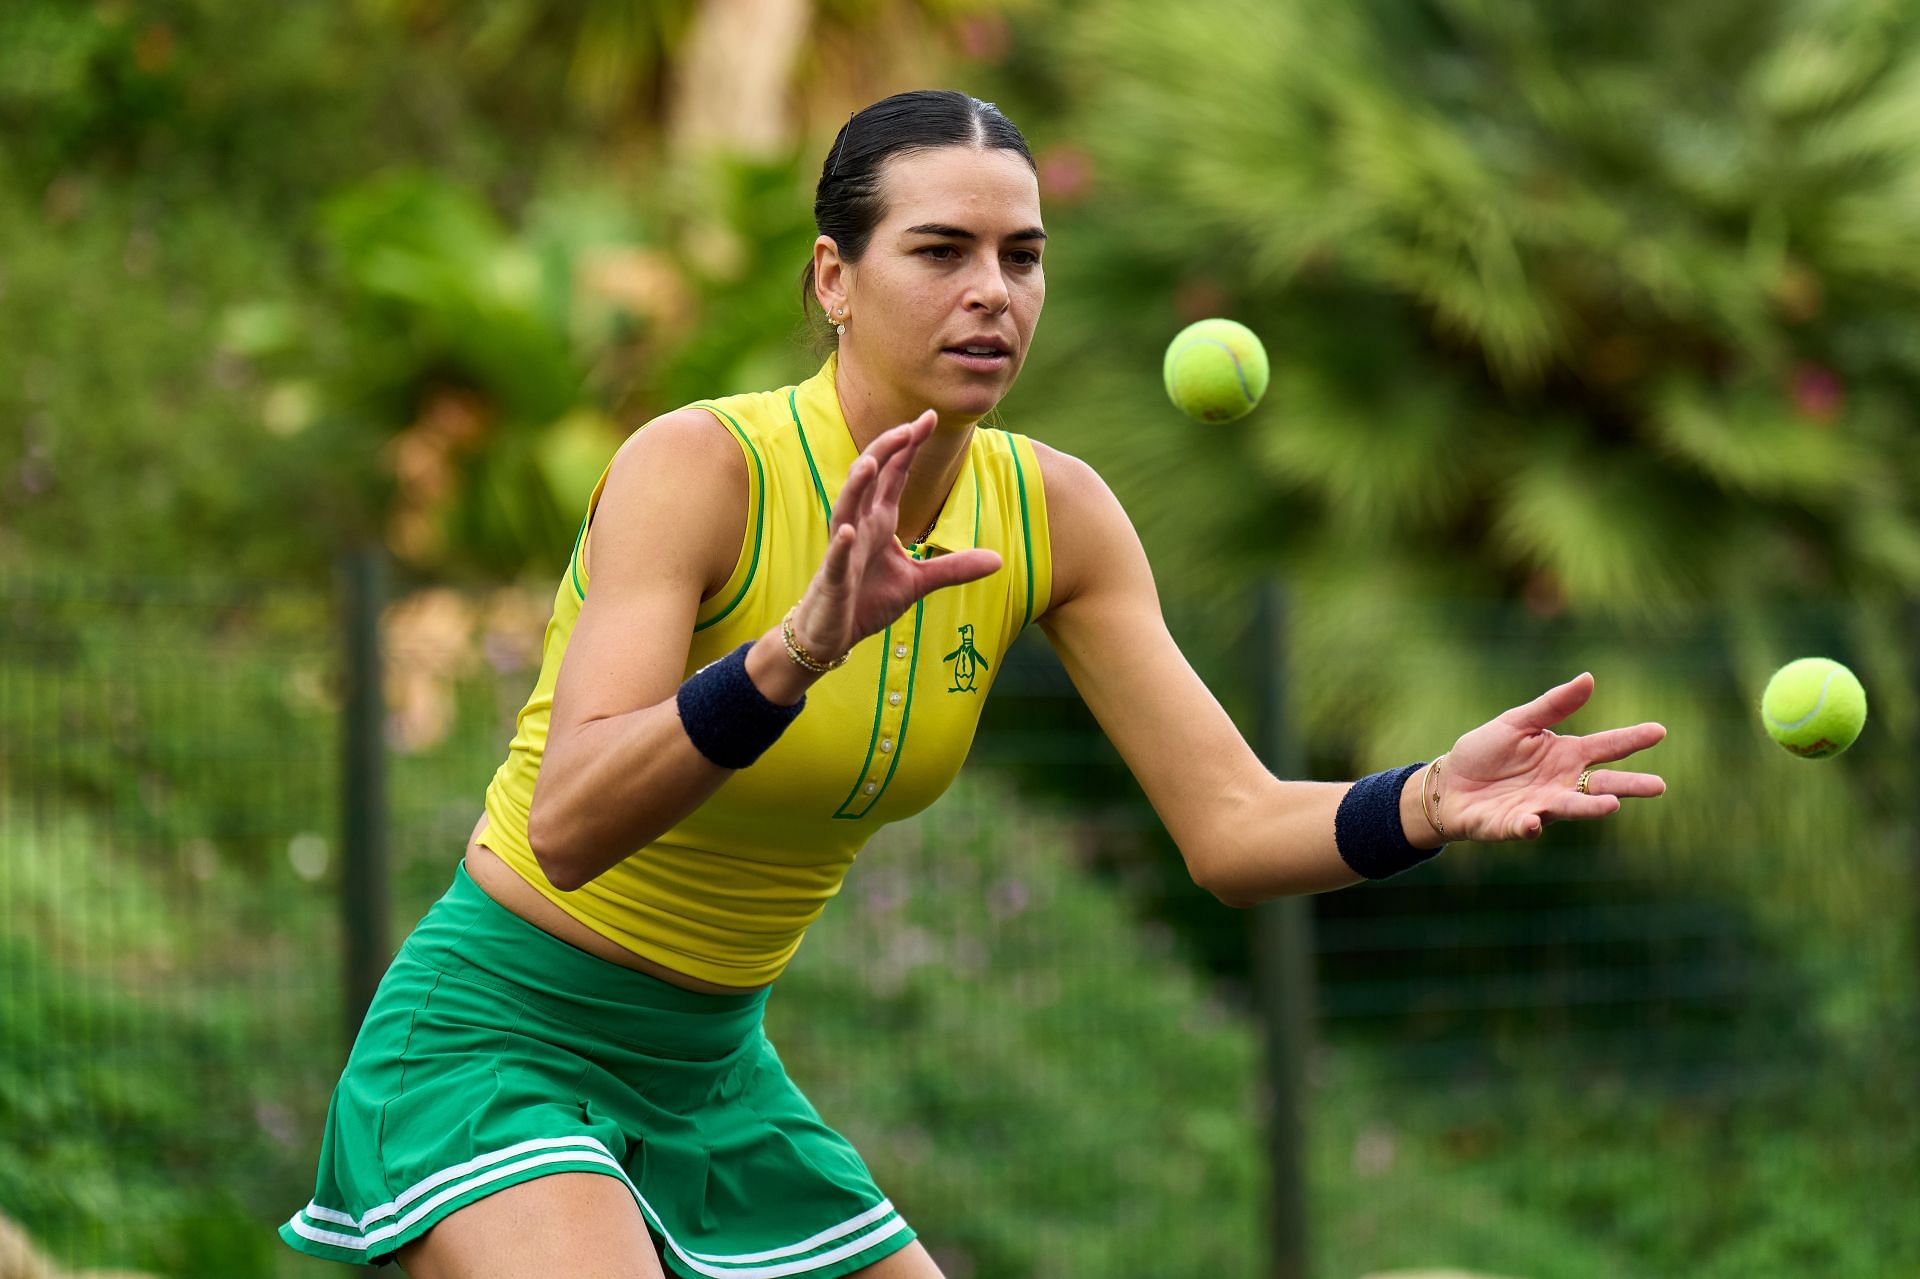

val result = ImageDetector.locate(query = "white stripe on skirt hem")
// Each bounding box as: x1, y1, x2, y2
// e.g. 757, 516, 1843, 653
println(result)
285, 1135, 908, 1279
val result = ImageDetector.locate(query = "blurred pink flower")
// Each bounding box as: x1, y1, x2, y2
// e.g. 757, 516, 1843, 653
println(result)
1790, 363, 1844, 425
953, 14, 1011, 63
1038, 144, 1094, 204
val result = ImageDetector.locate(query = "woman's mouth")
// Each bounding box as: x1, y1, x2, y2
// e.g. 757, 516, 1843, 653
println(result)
942, 345, 1011, 372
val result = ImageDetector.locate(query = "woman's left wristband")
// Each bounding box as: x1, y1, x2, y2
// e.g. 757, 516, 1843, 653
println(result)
1335, 763, 1447, 880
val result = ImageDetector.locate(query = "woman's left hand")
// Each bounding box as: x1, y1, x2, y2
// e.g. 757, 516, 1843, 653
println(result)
1438, 672, 1668, 842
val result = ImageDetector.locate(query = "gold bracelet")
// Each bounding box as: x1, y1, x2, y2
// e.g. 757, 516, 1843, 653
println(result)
1421, 753, 1448, 841
781, 608, 848, 674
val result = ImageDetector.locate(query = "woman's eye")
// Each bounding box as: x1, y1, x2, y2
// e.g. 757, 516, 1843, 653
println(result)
918, 245, 1040, 267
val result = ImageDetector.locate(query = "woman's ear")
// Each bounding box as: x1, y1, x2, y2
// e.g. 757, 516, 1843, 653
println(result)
813, 235, 849, 317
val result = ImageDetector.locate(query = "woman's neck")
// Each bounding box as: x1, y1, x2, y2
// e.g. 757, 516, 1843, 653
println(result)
833, 351, 978, 545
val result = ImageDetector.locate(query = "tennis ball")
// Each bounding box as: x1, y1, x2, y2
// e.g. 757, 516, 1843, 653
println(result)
1163, 318, 1269, 422
1761, 657, 1867, 758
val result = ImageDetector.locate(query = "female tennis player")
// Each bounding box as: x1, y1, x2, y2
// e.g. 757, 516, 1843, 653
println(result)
281, 89, 1668, 1279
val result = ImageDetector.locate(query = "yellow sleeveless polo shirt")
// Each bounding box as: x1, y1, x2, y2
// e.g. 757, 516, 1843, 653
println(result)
479, 353, 1053, 987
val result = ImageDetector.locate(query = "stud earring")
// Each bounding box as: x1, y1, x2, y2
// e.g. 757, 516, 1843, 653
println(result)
833, 307, 847, 337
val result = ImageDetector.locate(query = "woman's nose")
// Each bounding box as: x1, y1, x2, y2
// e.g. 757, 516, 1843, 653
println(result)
967, 262, 1010, 313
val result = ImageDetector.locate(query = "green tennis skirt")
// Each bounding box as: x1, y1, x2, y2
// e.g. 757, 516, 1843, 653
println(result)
279, 861, 915, 1277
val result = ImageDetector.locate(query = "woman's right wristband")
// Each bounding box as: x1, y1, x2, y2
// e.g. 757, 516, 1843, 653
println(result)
676, 642, 805, 769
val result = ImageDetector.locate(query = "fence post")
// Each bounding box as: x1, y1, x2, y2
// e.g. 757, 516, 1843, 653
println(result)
1249, 579, 1317, 1279
339, 546, 391, 1048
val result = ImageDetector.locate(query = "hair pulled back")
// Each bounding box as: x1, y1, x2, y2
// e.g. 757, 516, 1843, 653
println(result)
800, 90, 1036, 323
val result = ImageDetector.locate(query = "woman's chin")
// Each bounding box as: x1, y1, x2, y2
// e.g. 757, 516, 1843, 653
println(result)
936, 401, 997, 426
936, 383, 1009, 423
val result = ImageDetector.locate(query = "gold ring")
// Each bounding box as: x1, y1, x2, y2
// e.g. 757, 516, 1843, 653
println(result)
1576, 767, 1595, 795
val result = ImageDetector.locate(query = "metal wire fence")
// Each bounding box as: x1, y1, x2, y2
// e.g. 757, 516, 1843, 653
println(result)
2, 565, 1915, 1278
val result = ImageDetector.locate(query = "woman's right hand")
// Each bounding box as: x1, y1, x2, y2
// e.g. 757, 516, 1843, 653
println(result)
789, 410, 1004, 663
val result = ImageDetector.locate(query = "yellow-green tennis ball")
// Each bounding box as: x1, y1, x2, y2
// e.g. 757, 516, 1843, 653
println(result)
1761, 657, 1867, 758
1163, 318, 1269, 423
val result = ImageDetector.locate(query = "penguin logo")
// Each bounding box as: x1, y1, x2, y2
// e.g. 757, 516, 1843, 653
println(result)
942, 624, 990, 693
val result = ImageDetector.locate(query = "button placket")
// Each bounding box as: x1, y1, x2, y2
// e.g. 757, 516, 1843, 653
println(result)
835, 579, 926, 820
862, 671, 908, 793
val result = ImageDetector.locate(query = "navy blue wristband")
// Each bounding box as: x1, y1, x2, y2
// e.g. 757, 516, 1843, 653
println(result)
675, 643, 804, 770
1334, 763, 1445, 880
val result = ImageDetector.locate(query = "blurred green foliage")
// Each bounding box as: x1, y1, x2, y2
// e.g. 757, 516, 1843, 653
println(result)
1308, 1031, 1920, 1279
361, 0, 698, 126
980, 0, 1920, 1019
0, 174, 375, 583
0, 808, 338, 1277
0, 576, 338, 856
1030, 0, 1920, 618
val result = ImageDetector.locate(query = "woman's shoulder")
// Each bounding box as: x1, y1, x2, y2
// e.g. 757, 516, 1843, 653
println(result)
611, 406, 749, 483
1020, 436, 1113, 524
598, 371, 817, 510
1019, 437, 1142, 617
682, 382, 802, 436
584, 407, 750, 585
965, 427, 1080, 492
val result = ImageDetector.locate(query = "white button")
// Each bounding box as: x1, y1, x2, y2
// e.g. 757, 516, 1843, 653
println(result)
888, 692, 902, 706
863, 782, 877, 795
879, 738, 893, 753
894, 644, 908, 659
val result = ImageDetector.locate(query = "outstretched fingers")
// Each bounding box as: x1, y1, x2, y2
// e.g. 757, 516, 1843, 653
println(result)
1502, 671, 1595, 733
817, 521, 857, 590
1568, 721, 1668, 802
874, 412, 934, 509
833, 413, 933, 529
830, 454, 880, 534
908, 549, 1004, 598
869, 437, 917, 531
1579, 768, 1667, 799
1576, 721, 1668, 764
1537, 792, 1624, 826
1507, 791, 1622, 840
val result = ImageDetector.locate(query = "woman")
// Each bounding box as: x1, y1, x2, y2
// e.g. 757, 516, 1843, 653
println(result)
281, 89, 1667, 1279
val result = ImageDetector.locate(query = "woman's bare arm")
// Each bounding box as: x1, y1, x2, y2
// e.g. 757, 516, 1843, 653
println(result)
526, 408, 784, 889
1033, 442, 1371, 904
1032, 441, 1667, 907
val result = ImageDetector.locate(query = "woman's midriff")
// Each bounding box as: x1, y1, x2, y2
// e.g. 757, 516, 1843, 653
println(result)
462, 814, 770, 997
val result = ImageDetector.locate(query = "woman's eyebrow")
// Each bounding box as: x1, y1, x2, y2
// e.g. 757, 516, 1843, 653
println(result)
902, 222, 1048, 243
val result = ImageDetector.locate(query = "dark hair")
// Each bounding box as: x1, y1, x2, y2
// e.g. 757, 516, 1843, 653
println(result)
799, 90, 1036, 324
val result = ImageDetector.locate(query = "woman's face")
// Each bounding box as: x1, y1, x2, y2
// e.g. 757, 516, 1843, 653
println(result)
820, 145, 1046, 424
